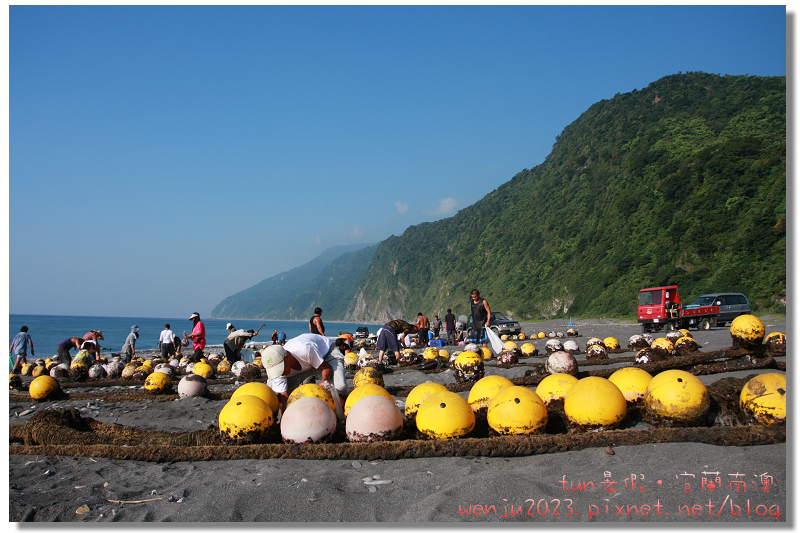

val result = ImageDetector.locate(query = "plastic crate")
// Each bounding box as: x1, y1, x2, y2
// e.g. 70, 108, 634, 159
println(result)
429, 339, 445, 347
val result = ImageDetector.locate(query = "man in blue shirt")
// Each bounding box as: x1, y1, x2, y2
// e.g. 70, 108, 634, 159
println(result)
10, 326, 34, 373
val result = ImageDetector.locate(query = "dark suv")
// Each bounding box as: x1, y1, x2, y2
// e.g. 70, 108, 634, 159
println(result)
686, 293, 751, 326
466, 312, 521, 337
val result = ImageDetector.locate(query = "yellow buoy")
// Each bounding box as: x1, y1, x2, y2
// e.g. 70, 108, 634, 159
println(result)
608, 367, 653, 402
232, 382, 279, 415
678, 329, 693, 338
144, 372, 172, 393
216, 359, 231, 373
423, 347, 439, 360
487, 386, 547, 435
343, 383, 393, 417
520, 343, 536, 356
467, 375, 515, 412
416, 391, 475, 439
764, 332, 786, 346
353, 367, 384, 389
651, 337, 675, 355
535, 373, 579, 405
730, 315, 766, 348
344, 352, 358, 366
564, 377, 627, 429
500, 334, 509, 341
517, 333, 527, 340
218, 395, 274, 442
404, 382, 449, 418
192, 362, 214, 378
31, 364, 47, 378
739, 373, 786, 426
537, 332, 546, 339
479, 347, 493, 360
29, 375, 60, 401
603, 337, 620, 350
453, 351, 484, 383
644, 369, 710, 423
437, 349, 449, 359
287, 383, 335, 412
502, 340, 517, 352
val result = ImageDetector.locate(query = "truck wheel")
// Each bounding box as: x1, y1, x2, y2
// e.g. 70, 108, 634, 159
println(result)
698, 318, 711, 331
664, 322, 677, 332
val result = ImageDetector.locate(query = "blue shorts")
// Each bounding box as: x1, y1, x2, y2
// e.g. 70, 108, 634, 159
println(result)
469, 328, 487, 343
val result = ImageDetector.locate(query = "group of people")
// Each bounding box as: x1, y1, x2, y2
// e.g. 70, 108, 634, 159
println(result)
373, 289, 492, 363
10, 293, 493, 409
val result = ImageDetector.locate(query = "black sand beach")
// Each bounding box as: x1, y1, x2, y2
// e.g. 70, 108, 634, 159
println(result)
8, 319, 787, 523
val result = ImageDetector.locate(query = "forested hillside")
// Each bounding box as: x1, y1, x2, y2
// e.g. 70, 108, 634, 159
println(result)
211, 73, 785, 323
344, 73, 786, 322
210, 243, 378, 319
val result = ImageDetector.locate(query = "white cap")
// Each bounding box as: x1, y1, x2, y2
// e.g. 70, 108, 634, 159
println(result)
225, 323, 233, 330
263, 345, 287, 380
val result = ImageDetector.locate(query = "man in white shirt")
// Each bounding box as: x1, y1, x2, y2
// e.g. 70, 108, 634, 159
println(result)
263, 333, 348, 411
158, 324, 175, 359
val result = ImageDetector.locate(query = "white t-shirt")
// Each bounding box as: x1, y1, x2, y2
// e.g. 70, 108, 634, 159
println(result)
270, 334, 332, 394
159, 330, 174, 345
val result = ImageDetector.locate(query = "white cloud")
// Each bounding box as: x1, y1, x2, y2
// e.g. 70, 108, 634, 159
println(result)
351, 225, 364, 239
395, 201, 409, 214
425, 197, 458, 217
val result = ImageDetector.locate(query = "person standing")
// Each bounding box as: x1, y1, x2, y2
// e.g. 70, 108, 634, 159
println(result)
415, 313, 430, 347
432, 315, 443, 340
158, 324, 175, 359
309, 307, 325, 335
186, 312, 206, 362
444, 309, 457, 346
469, 289, 492, 348
263, 333, 349, 411
375, 319, 418, 364
278, 331, 287, 345
56, 337, 82, 365
10, 326, 34, 373
120, 325, 139, 362
272, 330, 279, 345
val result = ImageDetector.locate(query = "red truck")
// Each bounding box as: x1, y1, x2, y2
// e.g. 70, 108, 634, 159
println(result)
638, 285, 720, 333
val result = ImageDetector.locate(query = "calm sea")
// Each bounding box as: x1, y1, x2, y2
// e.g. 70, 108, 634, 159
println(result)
9, 314, 382, 359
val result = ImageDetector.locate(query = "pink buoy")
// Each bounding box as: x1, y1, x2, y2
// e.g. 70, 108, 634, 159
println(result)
280, 397, 337, 444
345, 395, 403, 442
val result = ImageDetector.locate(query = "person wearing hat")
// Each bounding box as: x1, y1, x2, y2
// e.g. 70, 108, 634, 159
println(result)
82, 330, 104, 353
223, 323, 263, 363
263, 333, 349, 411
375, 319, 418, 364
186, 313, 206, 362
120, 325, 140, 363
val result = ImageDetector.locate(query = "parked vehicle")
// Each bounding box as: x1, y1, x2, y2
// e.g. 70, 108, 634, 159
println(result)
685, 293, 751, 326
354, 326, 370, 339
466, 312, 521, 337
638, 285, 720, 333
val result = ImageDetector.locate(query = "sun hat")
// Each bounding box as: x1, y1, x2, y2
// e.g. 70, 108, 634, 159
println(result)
189, 313, 200, 320
225, 323, 234, 330
263, 345, 286, 380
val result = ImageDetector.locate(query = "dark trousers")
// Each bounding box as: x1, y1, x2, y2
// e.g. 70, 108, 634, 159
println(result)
224, 343, 241, 363
446, 328, 456, 346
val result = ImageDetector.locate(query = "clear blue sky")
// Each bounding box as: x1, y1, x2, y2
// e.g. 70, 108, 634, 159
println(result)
8, 5, 787, 319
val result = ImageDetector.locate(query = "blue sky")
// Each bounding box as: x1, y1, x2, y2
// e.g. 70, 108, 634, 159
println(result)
8, 5, 787, 319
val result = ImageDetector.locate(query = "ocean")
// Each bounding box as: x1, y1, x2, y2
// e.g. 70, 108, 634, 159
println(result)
9, 314, 382, 359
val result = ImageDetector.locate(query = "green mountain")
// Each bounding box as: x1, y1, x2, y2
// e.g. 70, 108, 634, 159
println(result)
344, 73, 786, 322
210, 243, 378, 319
213, 72, 786, 323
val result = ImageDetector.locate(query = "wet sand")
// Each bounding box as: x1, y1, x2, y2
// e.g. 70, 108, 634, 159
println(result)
9, 318, 787, 522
